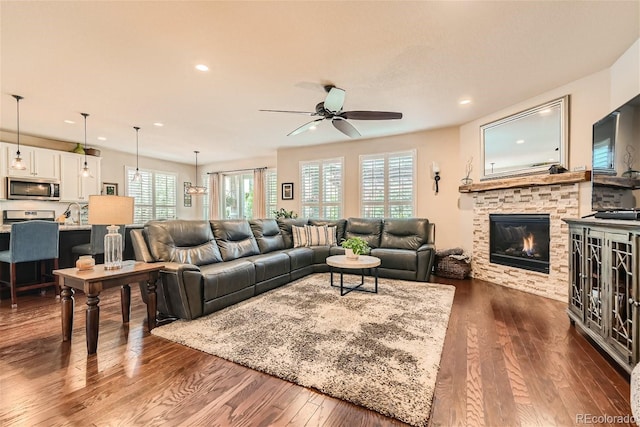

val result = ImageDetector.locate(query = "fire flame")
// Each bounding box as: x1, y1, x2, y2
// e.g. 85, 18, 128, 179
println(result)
522, 233, 535, 256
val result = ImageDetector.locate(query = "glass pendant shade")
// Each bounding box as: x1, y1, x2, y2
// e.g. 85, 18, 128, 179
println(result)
11, 95, 27, 171
81, 162, 91, 177
11, 155, 26, 171
88, 195, 134, 270
185, 150, 207, 195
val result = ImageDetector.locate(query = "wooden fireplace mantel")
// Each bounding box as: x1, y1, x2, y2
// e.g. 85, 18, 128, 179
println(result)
458, 170, 591, 193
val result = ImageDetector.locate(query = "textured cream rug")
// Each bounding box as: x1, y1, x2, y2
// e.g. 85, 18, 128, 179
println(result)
152, 273, 455, 426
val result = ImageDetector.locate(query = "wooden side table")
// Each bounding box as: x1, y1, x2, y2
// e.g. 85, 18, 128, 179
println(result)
54, 260, 164, 354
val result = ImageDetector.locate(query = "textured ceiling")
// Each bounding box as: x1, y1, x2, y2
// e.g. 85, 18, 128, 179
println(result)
1, 1, 638, 164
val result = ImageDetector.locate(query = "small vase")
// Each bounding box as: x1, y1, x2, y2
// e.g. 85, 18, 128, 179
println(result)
345, 248, 359, 260
72, 143, 85, 155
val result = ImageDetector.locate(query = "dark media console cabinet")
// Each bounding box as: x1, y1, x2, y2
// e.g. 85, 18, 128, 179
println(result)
564, 217, 640, 373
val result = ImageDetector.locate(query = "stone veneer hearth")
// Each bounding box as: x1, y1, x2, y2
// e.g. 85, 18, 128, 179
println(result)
472, 184, 579, 302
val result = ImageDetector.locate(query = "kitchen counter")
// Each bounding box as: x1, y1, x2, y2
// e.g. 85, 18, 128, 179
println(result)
0, 224, 145, 268
0, 224, 145, 233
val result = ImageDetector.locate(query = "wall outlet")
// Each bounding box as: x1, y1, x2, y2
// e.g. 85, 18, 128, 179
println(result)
572, 165, 587, 171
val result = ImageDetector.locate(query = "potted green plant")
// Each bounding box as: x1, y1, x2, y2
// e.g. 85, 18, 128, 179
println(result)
273, 208, 298, 219
341, 236, 370, 260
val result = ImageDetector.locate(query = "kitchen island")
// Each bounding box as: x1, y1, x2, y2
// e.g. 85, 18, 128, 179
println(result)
0, 224, 143, 268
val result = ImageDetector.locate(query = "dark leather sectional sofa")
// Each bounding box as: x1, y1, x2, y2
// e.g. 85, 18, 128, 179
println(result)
131, 217, 435, 320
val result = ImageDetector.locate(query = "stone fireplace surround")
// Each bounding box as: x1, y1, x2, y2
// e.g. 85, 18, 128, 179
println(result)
471, 183, 580, 302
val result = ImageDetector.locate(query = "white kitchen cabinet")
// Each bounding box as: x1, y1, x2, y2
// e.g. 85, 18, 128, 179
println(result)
60, 153, 101, 202
4, 143, 60, 179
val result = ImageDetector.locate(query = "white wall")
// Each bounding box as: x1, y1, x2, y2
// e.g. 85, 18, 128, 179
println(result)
276, 128, 462, 249
99, 147, 200, 220
457, 37, 640, 253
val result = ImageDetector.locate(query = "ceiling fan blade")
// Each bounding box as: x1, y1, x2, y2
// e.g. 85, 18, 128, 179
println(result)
324, 87, 346, 113
332, 118, 361, 138
340, 111, 403, 120
260, 109, 315, 115
288, 118, 324, 136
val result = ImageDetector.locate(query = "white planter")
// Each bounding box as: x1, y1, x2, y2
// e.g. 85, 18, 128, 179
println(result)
345, 248, 359, 260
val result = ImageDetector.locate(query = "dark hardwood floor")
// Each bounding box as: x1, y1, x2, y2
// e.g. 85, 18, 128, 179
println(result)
0, 276, 632, 426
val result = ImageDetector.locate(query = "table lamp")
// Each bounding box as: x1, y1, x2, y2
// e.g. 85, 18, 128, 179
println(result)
88, 195, 134, 270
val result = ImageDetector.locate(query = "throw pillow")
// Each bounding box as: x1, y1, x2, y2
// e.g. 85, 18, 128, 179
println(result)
305, 225, 337, 246
291, 225, 309, 248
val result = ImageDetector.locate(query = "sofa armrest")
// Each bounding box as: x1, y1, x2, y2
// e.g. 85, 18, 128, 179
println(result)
161, 262, 200, 273
417, 243, 436, 282
417, 243, 435, 252
155, 263, 203, 320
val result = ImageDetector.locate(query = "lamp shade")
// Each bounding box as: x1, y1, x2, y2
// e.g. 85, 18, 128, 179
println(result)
88, 195, 134, 225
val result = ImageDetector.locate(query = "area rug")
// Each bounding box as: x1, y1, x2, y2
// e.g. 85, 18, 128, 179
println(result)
151, 273, 455, 426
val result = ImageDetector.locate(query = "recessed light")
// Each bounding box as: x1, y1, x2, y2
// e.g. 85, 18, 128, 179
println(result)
97, 136, 107, 141
64, 120, 75, 124
153, 122, 164, 127
195, 64, 209, 72
516, 139, 525, 144
459, 99, 472, 105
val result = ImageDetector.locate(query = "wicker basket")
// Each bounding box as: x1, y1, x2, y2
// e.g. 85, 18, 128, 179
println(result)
435, 255, 471, 279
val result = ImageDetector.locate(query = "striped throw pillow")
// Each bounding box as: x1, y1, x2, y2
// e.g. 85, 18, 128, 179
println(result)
292, 225, 309, 248
305, 225, 337, 246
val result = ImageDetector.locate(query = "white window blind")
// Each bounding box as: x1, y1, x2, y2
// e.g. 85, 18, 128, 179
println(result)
300, 158, 343, 219
126, 167, 177, 223
265, 169, 278, 217
360, 151, 415, 218
202, 172, 211, 219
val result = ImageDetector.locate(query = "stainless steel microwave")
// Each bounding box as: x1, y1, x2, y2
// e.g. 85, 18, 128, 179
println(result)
7, 177, 60, 201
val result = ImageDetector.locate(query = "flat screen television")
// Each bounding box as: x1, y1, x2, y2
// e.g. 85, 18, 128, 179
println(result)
592, 93, 640, 216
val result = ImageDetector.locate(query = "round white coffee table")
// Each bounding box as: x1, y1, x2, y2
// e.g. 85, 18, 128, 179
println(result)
326, 254, 381, 296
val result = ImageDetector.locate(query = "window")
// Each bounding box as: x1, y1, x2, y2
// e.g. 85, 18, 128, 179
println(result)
126, 167, 177, 223
360, 151, 415, 218
265, 169, 278, 218
201, 172, 211, 220
300, 158, 343, 219
222, 172, 254, 219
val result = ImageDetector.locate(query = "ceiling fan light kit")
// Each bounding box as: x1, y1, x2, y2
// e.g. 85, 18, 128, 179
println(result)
260, 85, 403, 138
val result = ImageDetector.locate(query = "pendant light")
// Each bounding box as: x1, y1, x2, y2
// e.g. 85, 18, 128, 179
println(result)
80, 112, 91, 177
10, 95, 26, 170
131, 126, 142, 182
185, 150, 207, 195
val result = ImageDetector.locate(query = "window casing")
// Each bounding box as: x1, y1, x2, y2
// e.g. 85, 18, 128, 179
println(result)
300, 158, 343, 219
360, 151, 415, 218
125, 167, 177, 223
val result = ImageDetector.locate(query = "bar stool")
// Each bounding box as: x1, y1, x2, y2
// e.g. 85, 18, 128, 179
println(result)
0, 220, 60, 308
71, 225, 125, 263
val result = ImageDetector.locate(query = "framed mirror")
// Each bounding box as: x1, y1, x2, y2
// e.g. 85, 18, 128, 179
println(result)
481, 96, 569, 180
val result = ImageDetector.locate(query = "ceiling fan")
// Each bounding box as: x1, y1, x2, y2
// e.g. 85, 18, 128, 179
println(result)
260, 85, 403, 138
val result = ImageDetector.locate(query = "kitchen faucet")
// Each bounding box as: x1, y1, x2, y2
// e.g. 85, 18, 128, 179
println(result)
67, 202, 84, 225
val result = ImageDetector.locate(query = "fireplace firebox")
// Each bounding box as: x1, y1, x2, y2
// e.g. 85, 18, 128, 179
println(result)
489, 214, 550, 274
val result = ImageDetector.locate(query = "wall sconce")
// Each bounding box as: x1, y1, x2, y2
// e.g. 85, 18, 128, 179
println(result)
433, 161, 441, 193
